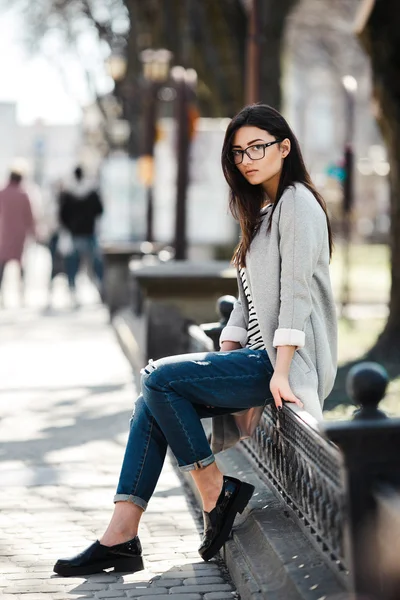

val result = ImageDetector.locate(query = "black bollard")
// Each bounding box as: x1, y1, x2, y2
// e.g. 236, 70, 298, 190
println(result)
200, 295, 236, 351
347, 361, 389, 420
324, 362, 400, 598
217, 295, 237, 325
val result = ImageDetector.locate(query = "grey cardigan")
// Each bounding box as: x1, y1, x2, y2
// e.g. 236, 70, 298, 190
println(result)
211, 183, 337, 453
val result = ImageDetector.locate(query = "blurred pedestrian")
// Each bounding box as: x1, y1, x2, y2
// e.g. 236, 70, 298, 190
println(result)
40, 179, 72, 307
54, 104, 337, 577
0, 169, 35, 306
59, 166, 104, 306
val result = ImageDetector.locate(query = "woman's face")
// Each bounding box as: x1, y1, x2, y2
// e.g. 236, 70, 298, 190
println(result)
231, 125, 290, 188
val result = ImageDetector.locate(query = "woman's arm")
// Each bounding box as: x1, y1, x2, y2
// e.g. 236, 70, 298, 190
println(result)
220, 340, 242, 351
270, 190, 324, 408
219, 298, 248, 348
270, 345, 303, 409
273, 189, 324, 349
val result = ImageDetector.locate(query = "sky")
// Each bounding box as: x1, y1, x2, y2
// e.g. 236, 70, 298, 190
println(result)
0, 9, 97, 125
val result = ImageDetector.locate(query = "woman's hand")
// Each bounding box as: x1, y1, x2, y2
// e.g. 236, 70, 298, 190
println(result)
269, 372, 303, 411
220, 341, 242, 351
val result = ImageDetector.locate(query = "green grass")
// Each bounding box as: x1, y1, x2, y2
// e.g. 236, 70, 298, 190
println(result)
330, 243, 390, 304
337, 317, 386, 364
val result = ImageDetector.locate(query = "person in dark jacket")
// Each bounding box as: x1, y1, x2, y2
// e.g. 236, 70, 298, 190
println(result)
59, 166, 104, 304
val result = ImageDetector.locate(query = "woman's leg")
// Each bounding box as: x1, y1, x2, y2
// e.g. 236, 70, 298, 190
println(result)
101, 348, 273, 542
191, 462, 224, 512
141, 348, 273, 508
140, 348, 273, 561
54, 349, 273, 574
100, 395, 169, 546
100, 502, 143, 547
53, 394, 168, 575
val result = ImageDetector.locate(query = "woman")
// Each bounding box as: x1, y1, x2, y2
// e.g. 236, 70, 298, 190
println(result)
0, 169, 35, 305
54, 104, 337, 577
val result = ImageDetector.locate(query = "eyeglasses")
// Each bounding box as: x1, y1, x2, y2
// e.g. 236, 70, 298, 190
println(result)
230, 140, 282, 165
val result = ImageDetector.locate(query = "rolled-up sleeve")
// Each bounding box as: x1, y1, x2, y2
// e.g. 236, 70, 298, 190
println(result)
219, 299, 248, 347
273, 190, 324, 349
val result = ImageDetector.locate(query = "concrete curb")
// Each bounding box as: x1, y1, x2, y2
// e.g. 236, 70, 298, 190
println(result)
112, 307, 145, 381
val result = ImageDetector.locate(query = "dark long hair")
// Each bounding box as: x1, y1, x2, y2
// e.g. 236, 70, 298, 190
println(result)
221, 104, 333, 267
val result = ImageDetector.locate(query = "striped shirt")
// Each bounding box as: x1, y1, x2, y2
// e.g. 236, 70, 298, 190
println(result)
239, 267, 265, 350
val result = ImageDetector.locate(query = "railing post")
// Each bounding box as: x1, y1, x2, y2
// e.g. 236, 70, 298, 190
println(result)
200, 295, 236, 350
324, 362, 400, 598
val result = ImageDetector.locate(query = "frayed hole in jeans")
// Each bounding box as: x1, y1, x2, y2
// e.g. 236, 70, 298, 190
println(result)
141, 359, 157, 375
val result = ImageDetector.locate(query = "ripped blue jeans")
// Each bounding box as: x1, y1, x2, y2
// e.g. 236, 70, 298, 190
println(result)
114, 348, 274, 510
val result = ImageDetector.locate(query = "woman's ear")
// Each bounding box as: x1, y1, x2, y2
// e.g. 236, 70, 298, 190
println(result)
281, 138, 291, 159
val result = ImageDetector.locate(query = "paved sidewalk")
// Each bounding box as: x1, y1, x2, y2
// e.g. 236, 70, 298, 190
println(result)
0, 301, 237, 600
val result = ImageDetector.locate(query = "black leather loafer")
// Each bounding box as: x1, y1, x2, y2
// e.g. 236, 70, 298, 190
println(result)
53, 536, 144, 577
199, 475, 254, 561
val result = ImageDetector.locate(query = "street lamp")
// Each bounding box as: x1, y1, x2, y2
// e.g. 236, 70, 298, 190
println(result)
170, 66, 198, 261
106, 52, 127, 83
343, 75, 358, 147
138, 48, 172, 243
141, 49, 172, 82
105, 50, 130, 148
342, 76, 358, 213
340, 75, 358, 317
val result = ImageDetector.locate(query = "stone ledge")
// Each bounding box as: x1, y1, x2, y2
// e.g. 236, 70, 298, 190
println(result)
183, 445, 347, 600
129, 260, 238, 324
112, 307, 145, 381
129, 260, 236, 280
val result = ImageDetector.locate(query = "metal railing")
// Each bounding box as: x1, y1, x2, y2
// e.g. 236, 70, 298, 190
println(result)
199, 296, 400, 599
241, 405, 347, 581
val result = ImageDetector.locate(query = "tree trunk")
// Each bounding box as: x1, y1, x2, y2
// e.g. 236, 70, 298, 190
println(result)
121, 0, 298, 117
122, 0, 146, 157
326, 0, 400, 408
360, 0, 400, 364
357, 1, 400, 366
258, 0, 298, 108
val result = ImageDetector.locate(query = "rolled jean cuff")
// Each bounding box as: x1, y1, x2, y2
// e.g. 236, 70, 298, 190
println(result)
113, 493, 148, 511
179, 453, 215, 472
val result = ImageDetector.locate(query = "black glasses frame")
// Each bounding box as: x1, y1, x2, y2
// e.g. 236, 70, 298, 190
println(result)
229, 139, 282, 165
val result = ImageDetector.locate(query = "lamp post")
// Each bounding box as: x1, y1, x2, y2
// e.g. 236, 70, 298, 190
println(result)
105, 50, 139, 241
106, 49, 141, 158
170, 66, 198, 260
340, 75, 358, 317
105, 50, 129, 139
139, 49, 172, 243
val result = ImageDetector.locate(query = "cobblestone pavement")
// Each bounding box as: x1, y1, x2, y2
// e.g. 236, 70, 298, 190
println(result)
0, 260, 238, 600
